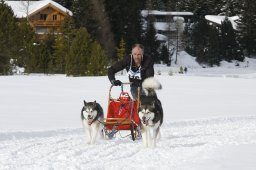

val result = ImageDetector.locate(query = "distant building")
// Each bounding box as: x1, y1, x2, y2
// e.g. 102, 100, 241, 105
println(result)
5, 0, 72, 35
141, 10, 193, 57
141, 10, 193, 43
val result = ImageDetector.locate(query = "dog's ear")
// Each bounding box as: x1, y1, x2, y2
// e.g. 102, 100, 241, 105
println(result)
83, 100, 87, 105
151, 101, 155, 108
93, 100, 97, 107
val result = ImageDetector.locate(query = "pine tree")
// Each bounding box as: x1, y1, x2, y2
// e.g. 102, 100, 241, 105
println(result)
42, 33, 56, 74
160, 45, 170, 65
221, 17, 243, 61
24, 34, 54, 74
146, 0, 154, 10
65, 27, 92, 76
147, 0, 166, 10
24, 42, 39, 73
37, 43, 49, 73
194, 0, 215, 20
24, 41, 49, 73
105, 0, 144, 55
214, 0, 225, 15
143, 18, 160, 63
51, 35, 67, 73
0, 53, 9, 74
116, 38, 126, 61
206, 27, 221, 66
54, 0, 73, 9
71, 0, 98, 37
91, 0, 115, 59
0, 1, 17, 74
220, 0, 242, 16
191, 19, 210, 63
61, 15, 77, 53
24, 16, 76, 74
115, 37, 126, 75
165, 0, 177, 11
177, 0, 199, 13
86, 40, 107, 76
15, 21, 36, 68
50, 17, 76, 74
71, 0, 115, 58
237, 0, 256, 56
123, 0, 144, 51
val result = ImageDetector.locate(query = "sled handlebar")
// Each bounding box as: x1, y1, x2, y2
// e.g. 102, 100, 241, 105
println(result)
120, 82, 132, 92
108, 82, 140, 99
109, 82, 132, 93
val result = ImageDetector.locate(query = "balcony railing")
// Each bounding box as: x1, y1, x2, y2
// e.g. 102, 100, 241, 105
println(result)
30, 20, 63, 27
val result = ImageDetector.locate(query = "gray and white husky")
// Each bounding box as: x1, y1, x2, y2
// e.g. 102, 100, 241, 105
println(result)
81, 100, 104, 144
138, 77, 163, 147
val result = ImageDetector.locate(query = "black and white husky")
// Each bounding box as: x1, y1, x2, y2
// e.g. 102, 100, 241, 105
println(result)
138, 77, 163, 147
81, 100, 104, 144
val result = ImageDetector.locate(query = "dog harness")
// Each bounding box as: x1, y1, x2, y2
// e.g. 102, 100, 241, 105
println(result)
87, 115, 101, 126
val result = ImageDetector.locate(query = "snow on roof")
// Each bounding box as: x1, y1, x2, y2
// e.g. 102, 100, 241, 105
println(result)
173, 16, 184, 22
5, 0, 72, 18
4, 1, 35, 18
155, 33, 168, 41
141, 10, 193, 17
205, 15, 239, 30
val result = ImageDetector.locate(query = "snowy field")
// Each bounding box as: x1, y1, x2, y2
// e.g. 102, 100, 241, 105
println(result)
1, 55, 256, 170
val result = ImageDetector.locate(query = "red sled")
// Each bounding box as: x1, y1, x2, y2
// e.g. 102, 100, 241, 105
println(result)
103, 83, 141, 141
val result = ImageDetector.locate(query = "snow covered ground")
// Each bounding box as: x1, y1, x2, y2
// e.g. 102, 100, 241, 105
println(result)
1, 53, 256, 170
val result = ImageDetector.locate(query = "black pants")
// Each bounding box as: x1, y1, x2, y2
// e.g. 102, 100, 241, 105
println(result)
130, 85, 144, 100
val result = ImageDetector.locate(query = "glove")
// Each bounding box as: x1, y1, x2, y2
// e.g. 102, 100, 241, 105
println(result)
111, 80, 122, 86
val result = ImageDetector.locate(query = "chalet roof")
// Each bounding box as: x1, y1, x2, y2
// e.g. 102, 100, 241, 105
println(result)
5, 0, 72, 18
205, 15, 239, 30
141, 10, 193, 17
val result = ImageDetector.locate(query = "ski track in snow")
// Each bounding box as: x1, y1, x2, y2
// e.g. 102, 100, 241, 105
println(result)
1, 116, 256, 170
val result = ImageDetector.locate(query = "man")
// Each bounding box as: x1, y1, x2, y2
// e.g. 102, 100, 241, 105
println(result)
108, 44, 154, 99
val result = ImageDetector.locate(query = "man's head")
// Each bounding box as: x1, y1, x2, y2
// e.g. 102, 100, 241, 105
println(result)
132, 44, 144, 66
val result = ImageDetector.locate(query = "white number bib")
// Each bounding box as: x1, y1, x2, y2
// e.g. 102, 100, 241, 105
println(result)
128, 67, 141, 80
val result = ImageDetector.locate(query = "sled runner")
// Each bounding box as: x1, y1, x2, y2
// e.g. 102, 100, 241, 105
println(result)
102, 83, 140, 141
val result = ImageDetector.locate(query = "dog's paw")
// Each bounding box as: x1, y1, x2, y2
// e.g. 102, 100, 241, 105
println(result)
151, 142, 156, 148
90, 141, 96, 145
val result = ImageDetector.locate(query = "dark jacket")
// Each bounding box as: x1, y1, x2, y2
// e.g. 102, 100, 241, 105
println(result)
108, 54, 154, 86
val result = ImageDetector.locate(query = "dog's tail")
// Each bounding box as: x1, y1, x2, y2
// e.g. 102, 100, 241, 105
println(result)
142, 77, 162, 96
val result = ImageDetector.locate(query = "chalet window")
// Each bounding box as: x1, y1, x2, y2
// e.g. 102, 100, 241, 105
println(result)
40, 14, 47, 20
53, 15, 57, 20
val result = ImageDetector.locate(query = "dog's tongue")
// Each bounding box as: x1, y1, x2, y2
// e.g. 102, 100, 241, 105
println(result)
143, 120, 149, 126
88, 118, 93, 125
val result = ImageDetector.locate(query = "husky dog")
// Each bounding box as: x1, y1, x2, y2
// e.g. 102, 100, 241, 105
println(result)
81, 100, 104, 144
138, 77, 163, 147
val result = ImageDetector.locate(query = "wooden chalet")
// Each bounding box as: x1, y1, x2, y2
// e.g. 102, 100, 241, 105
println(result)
5, 0, 72, 35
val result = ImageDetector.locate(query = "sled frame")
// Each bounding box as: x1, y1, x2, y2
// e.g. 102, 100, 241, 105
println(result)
103, 83, 140, 141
